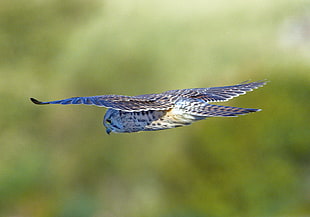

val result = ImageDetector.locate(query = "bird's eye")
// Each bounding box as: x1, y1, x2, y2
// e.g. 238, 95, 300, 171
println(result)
106, 119, 112, 124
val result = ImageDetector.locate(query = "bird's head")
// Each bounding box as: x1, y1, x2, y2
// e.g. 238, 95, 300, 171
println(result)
103, 109, 123, 134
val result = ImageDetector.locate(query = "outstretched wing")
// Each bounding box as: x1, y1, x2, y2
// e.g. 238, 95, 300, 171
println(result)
31, 81, 267, 111
165, 81, 267, 102
30, 94, 174, 112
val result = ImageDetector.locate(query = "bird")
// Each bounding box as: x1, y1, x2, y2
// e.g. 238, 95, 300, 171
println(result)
30, 80, 267, 134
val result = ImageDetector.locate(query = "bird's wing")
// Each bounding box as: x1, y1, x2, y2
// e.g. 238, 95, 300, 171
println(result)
166, 80, 267, 102
30, 94, 174, 112
173, 97, 260, 117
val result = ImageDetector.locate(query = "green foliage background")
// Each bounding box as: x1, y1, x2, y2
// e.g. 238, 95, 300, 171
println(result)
1, 0, 309, 216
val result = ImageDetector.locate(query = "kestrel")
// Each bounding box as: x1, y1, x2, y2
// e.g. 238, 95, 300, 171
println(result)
30, 81, 267, 134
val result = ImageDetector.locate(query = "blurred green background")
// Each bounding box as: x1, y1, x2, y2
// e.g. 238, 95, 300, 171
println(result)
1, 0, 310, 216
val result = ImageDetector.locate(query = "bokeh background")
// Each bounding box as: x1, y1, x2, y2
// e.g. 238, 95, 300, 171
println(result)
1, 0, 310, 216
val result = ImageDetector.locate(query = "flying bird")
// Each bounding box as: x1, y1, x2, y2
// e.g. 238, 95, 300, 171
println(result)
30, 81, 267, 134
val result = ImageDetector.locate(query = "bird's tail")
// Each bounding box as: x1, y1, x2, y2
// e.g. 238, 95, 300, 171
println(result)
189, 104, 261, 117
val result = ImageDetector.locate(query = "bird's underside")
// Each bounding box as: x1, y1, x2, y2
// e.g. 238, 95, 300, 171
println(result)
30, 80, 267, 133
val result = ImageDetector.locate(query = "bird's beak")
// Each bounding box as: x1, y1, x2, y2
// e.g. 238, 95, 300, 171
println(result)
106, 128, 112, 135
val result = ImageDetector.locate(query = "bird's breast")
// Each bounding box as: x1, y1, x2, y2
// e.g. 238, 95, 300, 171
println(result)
118, 110, 166, 132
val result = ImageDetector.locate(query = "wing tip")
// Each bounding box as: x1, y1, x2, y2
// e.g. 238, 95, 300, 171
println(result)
240, 79, 269, 86
256, 79, 269, 86
246, 108, 261, 113
30, 98, 47, 105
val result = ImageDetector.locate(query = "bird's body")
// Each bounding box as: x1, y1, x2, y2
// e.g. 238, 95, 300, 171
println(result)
105, 108, 204, 133
30, 81, 267, 134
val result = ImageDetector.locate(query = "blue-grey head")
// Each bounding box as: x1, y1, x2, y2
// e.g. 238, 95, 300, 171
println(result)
103, 109, 124, 134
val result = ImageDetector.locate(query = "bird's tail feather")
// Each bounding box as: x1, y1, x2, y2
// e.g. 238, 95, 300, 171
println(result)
190, 104, 261, 117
